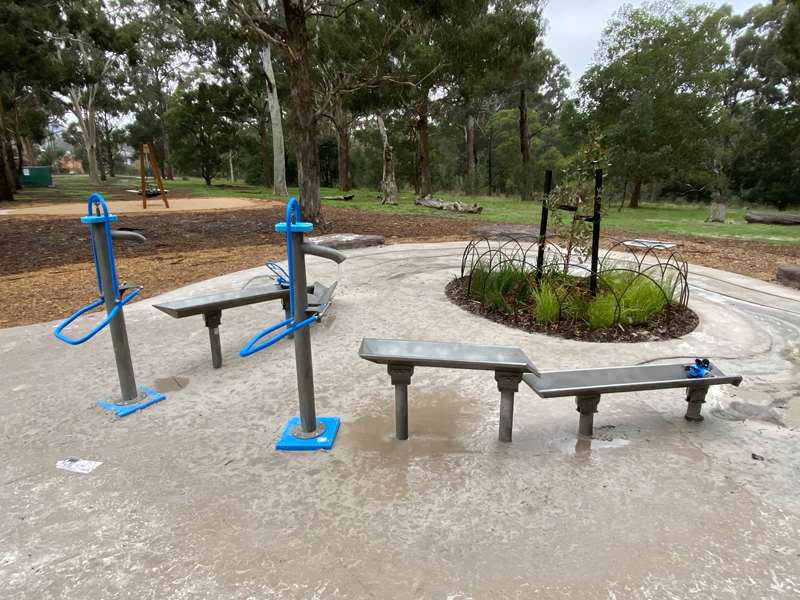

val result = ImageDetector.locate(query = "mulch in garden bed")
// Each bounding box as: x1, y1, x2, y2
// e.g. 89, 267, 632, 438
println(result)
445, 276, 699, 343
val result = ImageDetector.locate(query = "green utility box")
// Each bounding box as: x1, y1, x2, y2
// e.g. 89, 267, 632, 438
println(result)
19, 166, 53, 187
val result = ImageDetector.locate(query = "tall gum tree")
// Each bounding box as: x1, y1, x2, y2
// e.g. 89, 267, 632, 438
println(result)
53, 1, 138, 185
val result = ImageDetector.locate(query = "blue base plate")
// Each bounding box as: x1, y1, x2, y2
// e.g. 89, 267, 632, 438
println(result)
276, 416, 340, 451
97, 386, 166, 417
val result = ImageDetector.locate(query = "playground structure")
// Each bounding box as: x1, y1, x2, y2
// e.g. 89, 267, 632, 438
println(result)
50, 192, 739, 446
125, 143, 169, 209
53, 193, 165, 416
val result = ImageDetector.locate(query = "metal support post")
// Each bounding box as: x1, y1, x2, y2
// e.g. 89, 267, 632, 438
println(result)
576, 394, 601, 437
536, 170, 553, 283
388, 364, 414, 440
90, 221, 139, 403
589, 168, 603, 297
203, 310, 223, 369
290, 230, 320, 437
684, 386, 708, 422
281, 296, 293, 339
496, 371, 524, 443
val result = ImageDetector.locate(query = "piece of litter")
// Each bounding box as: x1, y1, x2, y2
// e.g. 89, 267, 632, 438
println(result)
56, 459, 102, 474
751, 453, 765, 461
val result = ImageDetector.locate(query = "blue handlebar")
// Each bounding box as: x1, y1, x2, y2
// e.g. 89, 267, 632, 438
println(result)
239, 197, 316, 357
53, 287, 141, 345
54, 193, 139, 346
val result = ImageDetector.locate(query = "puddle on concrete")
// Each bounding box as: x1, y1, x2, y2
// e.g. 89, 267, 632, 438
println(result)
713, 380, 800, 428
153, 376, 190, 393
558, 437, 631, 456
340, 385, 475, 454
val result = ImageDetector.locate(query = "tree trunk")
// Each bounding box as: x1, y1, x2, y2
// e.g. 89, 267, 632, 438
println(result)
487, 129, 493, 195
0, 100, 17, 191
0, 151, 14, 201
707, 202, 727, 223
260, 43, 288, 197
22, 136, 35, 165
106, 128, 115, 178
70, 86, 101, 184
465, 113, 476, 195
257, 110, 272, 186
229, 151, 235, 181
284, 0, 320, 221
333, 100, 351, 192
630, 177, 642, 209
160, 112, 174, 180
377, 116, 397, 205
519, 89, 532, 201
13, 107, 25, 184
416, 92, 432, 197
14, 133, 24, 183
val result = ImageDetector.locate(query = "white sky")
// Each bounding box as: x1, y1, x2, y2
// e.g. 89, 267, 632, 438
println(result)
543, 0, 764, 84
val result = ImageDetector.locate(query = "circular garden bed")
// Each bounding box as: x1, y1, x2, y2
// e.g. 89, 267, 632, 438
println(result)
448, 236, 699, 343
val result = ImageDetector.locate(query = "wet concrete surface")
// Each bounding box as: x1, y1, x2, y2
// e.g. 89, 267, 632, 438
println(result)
2, 241, 800, 598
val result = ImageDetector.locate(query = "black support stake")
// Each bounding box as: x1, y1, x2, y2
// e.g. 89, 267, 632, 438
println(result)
589, 168, 603, 297
536, 170, 553, 283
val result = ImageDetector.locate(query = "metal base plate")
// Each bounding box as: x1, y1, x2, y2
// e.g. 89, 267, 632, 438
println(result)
97, 386, 166, 417
276, 416, 340, 451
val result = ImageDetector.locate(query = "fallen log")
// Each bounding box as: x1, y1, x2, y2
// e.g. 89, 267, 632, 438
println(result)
745, 210, 800, 225
321, 194, 354, 201
414, 195, 482, 214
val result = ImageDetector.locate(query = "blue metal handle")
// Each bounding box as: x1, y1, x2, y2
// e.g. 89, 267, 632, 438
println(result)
54, 192, 140, 346
240, 197, 319, 357
239, 314, 318, 357
53, 287, 141, 345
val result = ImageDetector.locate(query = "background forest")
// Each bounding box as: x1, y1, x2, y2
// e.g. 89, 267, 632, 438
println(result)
1, 0, 798, 220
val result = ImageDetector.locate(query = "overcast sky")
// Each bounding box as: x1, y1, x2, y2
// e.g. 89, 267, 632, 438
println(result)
543, 0, 764, 85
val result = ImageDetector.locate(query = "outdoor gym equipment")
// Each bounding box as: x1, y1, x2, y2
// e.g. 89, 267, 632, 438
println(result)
152, 280, 337, 369
54, 193, 165, 417
240, 197, 346, 450
359, 338, 742, 442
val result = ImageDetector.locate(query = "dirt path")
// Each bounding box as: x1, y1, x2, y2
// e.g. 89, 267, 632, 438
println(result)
0, 196, 270, 216
1, 205, 797, 328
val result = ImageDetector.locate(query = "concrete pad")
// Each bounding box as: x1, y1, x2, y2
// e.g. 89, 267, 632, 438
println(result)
2, 241, 800, 598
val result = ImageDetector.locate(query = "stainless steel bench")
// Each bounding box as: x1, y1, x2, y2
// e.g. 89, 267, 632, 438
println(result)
358, 338, 539, 441
359, 338, 743, 442
154, 282, 335, 368
523, 362, 742, 436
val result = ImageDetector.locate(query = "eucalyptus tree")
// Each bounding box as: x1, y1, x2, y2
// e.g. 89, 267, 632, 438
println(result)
51, 0, 139, 184
0, 0, 62, 200
580, 1, 731, 208
728, 0, 800, 208
168, 82, 238, 185
445, 0, 544, 196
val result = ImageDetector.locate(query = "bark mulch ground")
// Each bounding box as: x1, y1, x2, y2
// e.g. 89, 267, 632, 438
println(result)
0, 206, 480, 327
445, 277, 699, 343
1, 204, 797, 328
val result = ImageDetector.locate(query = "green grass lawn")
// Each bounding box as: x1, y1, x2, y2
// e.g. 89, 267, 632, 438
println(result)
12, 174, 800, 246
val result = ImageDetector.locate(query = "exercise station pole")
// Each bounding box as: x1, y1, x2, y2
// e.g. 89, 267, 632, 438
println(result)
91, 216, 138, 402
240, 197, 346, 450
54, 193, 166, 417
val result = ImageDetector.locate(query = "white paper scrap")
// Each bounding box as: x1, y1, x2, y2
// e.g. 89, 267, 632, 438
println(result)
56, 459, 103, 474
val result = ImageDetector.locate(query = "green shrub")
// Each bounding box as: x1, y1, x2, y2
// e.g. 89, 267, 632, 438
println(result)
464, 260, 678, 331
587, 293, 618, 329
533, 283, 560, 324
